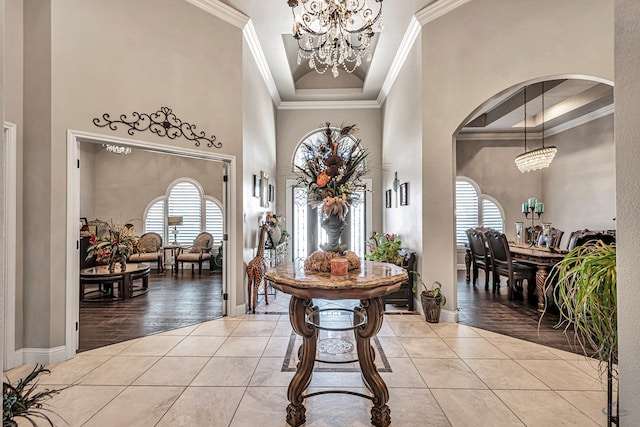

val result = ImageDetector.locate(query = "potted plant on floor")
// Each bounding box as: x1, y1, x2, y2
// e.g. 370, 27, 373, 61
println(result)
545, 240, 617, 426
412, 272, 446, 323
3, 364, 69, 426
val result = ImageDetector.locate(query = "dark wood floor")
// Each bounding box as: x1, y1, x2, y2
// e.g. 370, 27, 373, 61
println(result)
78, 267, 581, 355
78, 270, 223, 352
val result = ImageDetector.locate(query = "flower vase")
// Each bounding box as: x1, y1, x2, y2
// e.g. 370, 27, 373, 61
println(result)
268, 225, 282, 247
320, 213, 348, 253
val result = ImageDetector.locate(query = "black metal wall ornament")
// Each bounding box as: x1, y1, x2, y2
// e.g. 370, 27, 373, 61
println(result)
93, 107, 220, 148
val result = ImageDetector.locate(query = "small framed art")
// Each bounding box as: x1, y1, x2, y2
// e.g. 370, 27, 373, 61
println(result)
400, 182, 409, 206
261, 171, 270, 208
269, 184, 275, 202
253, 175, 260, 198
385, 189, 392, 208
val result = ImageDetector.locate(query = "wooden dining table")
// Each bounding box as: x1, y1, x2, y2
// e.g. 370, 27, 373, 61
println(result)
508, 243, 568, 312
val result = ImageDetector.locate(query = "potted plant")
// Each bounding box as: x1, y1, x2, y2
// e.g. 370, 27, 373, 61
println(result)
412, 272, 446, 323
545, 240, 617, 426
3, 364, 69, 426
364, 233, 403, 265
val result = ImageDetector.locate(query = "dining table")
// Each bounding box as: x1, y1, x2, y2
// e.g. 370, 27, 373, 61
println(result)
508, 243, 568, 312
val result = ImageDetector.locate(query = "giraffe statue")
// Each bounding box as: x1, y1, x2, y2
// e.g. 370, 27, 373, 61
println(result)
246, 223, 270, 313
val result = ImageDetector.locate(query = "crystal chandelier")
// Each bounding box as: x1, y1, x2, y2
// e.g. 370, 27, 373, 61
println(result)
515, 83, 557, 173
287, 0, 384, 78
103, 144, 132, 155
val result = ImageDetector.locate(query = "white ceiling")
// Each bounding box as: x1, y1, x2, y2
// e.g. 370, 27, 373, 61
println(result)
199, 0, 613, 132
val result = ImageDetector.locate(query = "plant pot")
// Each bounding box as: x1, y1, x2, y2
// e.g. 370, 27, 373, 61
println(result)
268, 225, 281, 246
421, 293, 442, 323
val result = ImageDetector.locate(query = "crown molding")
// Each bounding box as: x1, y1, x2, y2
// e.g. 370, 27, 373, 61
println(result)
456, 132, 538, 141
278, 100, 380, 110
243, 21, 281, 105
377, 16, 421, 104
184, 0, 248, 28
544, 104, 614, 137
415, 0, 471, 25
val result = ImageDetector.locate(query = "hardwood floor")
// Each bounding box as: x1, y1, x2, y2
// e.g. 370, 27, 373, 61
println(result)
78, 270, 223, 352
78, 267, 581, 356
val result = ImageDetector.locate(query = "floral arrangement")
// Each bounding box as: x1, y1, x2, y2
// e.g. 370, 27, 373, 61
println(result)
265, 212, 284, 228
294, 123, 370, 217
364, 233, 403, 265
86, 222, 138, 265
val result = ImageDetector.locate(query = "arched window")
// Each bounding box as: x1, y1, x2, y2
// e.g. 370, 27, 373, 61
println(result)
143, 179, 223, 247
455, 177, 504, 244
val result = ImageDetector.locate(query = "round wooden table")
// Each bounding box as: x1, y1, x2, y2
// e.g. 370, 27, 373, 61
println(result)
265, 261, 408, 427
80, 263, 151, 301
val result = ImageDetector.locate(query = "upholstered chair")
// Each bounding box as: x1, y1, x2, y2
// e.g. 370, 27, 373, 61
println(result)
127, 232, 163, 272
175, 232, 214, 274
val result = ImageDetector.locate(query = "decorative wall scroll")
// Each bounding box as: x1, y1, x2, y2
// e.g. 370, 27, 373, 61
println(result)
93, 106, 220, 148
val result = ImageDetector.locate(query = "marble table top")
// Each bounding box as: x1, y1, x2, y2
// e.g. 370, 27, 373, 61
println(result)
265, 260, 408, 300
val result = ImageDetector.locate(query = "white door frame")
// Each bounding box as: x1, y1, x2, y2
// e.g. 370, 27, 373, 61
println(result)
66, 129, 238, 360
3, 122, 17, 369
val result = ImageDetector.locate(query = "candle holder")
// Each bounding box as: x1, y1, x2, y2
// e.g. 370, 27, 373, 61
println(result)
522, 198, 544, 246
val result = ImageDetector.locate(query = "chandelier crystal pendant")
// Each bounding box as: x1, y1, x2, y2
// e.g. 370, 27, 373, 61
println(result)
287, 0, 383, 78
103, 144, 132, 155
515, 83, 557, 173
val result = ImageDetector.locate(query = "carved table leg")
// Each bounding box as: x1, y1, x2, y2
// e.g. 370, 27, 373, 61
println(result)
286, 297, 317, 427
535, 266, 549, 313
355, 297, 391, 427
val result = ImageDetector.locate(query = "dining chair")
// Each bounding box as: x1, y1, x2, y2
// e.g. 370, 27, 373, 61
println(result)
484, 229, 535, 300
465, 228, 492, 291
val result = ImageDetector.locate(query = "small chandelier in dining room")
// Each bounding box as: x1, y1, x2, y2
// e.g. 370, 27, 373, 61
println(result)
287, 0, 384, 78
103, 144, 132, 155
514, 82, 557, 173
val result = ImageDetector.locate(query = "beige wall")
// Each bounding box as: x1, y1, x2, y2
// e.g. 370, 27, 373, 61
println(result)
615, 0, 640, 419
418, 0, 613, 316
1, 0, 5, 372
381, 35, 423, 255
276, 108, 383, 237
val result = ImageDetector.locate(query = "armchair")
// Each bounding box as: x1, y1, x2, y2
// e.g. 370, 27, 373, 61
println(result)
127, 232, 163, 272
175, 232, 214, 274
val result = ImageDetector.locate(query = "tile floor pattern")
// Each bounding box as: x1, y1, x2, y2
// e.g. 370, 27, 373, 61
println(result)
5, 292, 609, 426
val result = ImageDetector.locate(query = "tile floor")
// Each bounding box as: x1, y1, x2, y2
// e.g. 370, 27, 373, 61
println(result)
5, 292, 609, 426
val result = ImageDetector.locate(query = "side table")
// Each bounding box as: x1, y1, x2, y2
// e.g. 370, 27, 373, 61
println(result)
162, 245, 180, 274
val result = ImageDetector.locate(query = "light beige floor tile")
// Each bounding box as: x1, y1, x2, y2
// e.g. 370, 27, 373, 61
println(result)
471, 327, 512, 340
381, 357, 427, 388
262, 336, 292, 357
433, 389, 524, 426
430, 322, 482, 338
400, 337, 458, 358
165, 336, 227, 357
214, 336, 269, 357
465, 359, 549, 390
387, 319, 438, 337
272, 320, 294, 337
249, 356, 295, 386
118, 335, 185, 356
190, 318, 240, 336
239, 313, 283, 322
443, 337, 509, 359
230, 386, 289, 427
155, 324, 200, 336
563, 356, 603, 379
79, 356, 160, 385
490, 336, 561, 360
517, 360, 605, 391
494, 390, 599, 426
389, 388, 451, 426
3, 363, 37, 383
383, 313, 423, 321
310, 371, 368, 388
377, 336, 408, 357
38, 384, 124, 426
132, 356, 208, 386
82, 386, 183, 427
557, 390, 609, 425
414, 358, 487, 389
191, 357, 259, 386
304, 387, 373, 426
231, 320, 278, 336
79, 338, 139, 356
29, 355, 112, 385
376, 321, 397, 337
157, 386, 245, 426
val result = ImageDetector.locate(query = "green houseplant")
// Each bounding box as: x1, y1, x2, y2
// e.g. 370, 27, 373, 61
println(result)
545, 240, 617, 426
364, 233, 403, 265
3, 364, 68, 427
412, 272, 446, 323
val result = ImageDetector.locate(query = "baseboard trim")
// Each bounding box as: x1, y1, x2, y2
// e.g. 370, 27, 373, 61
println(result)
16, 346, 69, 366
233, 304, 247, 317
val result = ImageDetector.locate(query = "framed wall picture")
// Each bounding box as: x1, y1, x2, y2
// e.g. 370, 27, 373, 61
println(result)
253, 174, 260, 198
385, 189, 392, 208
269, 184, 275, 202
261, 171, 270, 208
400, 182, 409, 206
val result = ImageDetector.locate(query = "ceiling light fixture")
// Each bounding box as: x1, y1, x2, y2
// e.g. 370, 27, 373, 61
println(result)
287, 0, 383, 78
103, 144, 132, 155
515, 82, 557, 173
